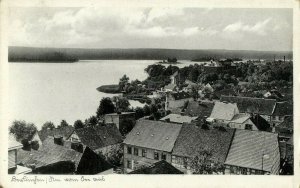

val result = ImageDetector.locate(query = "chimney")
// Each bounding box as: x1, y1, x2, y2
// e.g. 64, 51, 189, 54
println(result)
71, 142, 83, 153
54, 136, 63, 146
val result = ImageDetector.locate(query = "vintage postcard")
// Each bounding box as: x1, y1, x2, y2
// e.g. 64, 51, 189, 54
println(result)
0, 0, 299, 187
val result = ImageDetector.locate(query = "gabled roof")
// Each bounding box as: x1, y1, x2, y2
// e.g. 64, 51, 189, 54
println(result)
209, 102, 239, 121
18, 137, 83, 169
129, 160, 183, 174
75, 124, 123, 150
160, 114, 198, 124
220, 96, 276, 116
9, 134, 23, 150
38, 125, 75, 142
184, 101, 214, 118
225, 130, 280, 173
18, 137, 113, 174
170, 71, 178, 77
273, 102, 293, 116
123, 120, 182, 152
172, 124, 235, 163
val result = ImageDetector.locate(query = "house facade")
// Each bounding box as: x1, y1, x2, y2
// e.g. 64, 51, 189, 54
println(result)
123, 120, 182, 173
8, 135, 32, 174
271, 102, 293, 127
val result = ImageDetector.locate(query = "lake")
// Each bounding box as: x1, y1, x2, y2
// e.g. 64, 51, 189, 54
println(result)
9, 60, 197, 129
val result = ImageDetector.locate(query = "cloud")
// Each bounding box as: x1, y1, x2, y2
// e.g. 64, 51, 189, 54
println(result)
223, 18, 272, 35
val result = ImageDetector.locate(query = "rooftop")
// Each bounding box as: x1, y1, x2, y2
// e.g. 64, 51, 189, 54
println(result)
209, 102, 239, 121
220, 96, 277, 116
225, 129, 280, 173
75, 124, 123, 150
273, 102, 293, 116
9, 134, 23, 150
172, 123, 235, 163
183, 101, 214, 118
123, 119, 182, 152
160, 114, 198, 124
38, 125, 75, 142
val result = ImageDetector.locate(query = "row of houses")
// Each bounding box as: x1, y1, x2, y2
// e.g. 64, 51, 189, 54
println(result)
123, 119, 281, 175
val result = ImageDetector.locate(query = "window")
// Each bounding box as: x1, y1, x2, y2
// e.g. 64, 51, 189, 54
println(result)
241, 168, 247, 175
161, 153, 167, 160
127, 160, 132, 169
245, 124, 253, 130
230, 166, 234, 174
127, 146, 132, 154
172, 155, 177, 164
154, 151, 159, 160
134, 148, 139, 156
142, 149, 147, 157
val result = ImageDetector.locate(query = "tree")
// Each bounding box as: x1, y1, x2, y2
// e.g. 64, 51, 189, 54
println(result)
143, 105, 151, 116
41, 121, 55, 130
190, 150, 224, 174
10, 120, 37, 143
120, 119, 135, 135
96, 97, 115, 118
119, 74, 130, 91
58, 120, 69, 128
74, 120, 85, 129
85, 116, 98, 127
104, 145, 123, 167
134, 107, 145, 120
113, 96, 130, 112
191, 86, 199, 100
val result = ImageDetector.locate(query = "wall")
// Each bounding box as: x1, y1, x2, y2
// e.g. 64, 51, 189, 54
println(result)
224, 165, 265, 175
104, 115, 120, 129
123, 144, 171, 173
228, 119, 257, 131
8, 150, 17, 169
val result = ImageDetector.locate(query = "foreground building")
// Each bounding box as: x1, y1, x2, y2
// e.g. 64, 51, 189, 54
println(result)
123, 120, 182, 173
68, 124, 123, 156
224, 130, 280, 175
171, 124, 235, 174
18, 137, 113, 174
8, 135, 32, 174
128, 160, 183, 174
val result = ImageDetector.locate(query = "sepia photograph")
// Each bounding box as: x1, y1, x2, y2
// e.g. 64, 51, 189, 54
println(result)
3, 4, 295, 179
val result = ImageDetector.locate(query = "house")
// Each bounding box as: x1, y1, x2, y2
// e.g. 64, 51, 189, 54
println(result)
128, 160, 183, 174
68, 124, 123, 156
208, 102, 239, 122
220, 96, 277, 124
183, 100, 215, 119
170, 71, 179, 85
271, 102, 293, 127
18, 137, 113, 174
208, 102, 257, 130
165, 91, 193, 113
38, 125, 75, 142
123, 120, 182, 173
275, 116, 293, 142
160, 114, 198, 124
224, 130, 280, 175
104, 112, 136, 135
8, 135, 32, 174
171, 124, 235, 174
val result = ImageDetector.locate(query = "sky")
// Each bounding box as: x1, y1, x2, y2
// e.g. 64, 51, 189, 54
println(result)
9, 7, 292, 51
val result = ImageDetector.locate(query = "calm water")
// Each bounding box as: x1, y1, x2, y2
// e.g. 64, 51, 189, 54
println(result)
9, 60, 196, 129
